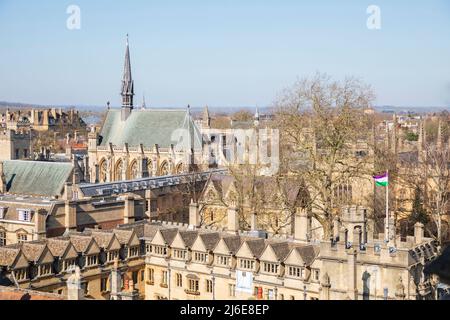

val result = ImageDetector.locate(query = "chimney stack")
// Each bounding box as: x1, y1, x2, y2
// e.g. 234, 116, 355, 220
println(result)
123, 194, 136, 224
0, 161, 6, 194
227, 202, 239, 234
414, 222, 424, 244
189, 200, 200, 229
294, 207, 309, 243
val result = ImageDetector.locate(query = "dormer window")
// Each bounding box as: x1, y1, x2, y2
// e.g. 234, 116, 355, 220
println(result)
216, 255, 230, 267
63, 258, 76, 271
153, 245, 167, 256
39, 264, 52, 277
129, 246, 139, 258
86, 255, 98, 267
193, 252, 208, 263
288, 266, 304, 279
108, 250, 119, 262
14, 268, 28, 281
173, 249, 187, 260
17, 209, 32, 222
238, 258, 255, 271
262, 262, 279, 274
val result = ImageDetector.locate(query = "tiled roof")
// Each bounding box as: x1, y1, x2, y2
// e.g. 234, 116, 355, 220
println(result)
113, 229, 134, 245
19, 242, 46, 262
0, 247, 20, 266
3, 160, 73, 197
69, 234, 93, 253
99, 109, 202, 149
46, 238, 71, 257
0, 286, 65, 300
85, 230, 115, 249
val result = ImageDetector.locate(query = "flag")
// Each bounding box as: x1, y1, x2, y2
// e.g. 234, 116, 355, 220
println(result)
373, 172, 388, 187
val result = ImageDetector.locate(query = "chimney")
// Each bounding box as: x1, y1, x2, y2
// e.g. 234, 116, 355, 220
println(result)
414, 222, 424, 244
294, 207, 308, 243
124, 195, 135, 224
67, 266, 84, 300
227, 202, 239, 234
83, 156, 90, 182
189, 200, 200, 229
35, 209, 47, 240
346, 249, 358, 300
251, 212, 257, 231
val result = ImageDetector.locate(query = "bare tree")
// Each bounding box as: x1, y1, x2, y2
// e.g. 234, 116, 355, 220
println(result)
274, 73, 375, 239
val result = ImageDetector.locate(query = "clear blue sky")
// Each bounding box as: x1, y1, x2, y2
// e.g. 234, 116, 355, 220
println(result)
0, 0, 449, 108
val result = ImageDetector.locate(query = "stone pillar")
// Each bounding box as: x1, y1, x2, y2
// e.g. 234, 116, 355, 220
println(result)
83, 156, 90, 183
366, 218, 374, 243
320, 273, 331, 300
294, 207, 308, 243
124, 195, 135, 224
347, 249, 358, 300
414, 222, 424, 245
189, 200, 200, 229
67, 266, 84, 300
227, 203, 239, 234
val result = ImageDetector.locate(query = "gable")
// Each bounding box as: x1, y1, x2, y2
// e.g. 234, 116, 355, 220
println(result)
12, 251, 29, 270
107, 235, 122, 251
38, 247, 54, 265
191, 236, 207, 252
284, 249, 304, 266
235, 242, 254, 259
128, 232, 140, 247
85, 239, 101, 256
150, 230, 167, 246
213, 238, 231, 255
62, 243, 79, 260
259, 245, 279, 262
170, 233, 186, 249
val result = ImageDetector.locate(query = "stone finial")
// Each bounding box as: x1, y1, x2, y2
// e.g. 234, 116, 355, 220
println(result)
321, 273, 331, 286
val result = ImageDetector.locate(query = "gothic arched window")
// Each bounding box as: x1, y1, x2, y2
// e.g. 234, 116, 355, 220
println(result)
115, 160, 124, 181
99, 159, 108, 183
129, 160, 139, 180
147, 160, 153, 177
160, 161, 169, 176
176, 163, 184, 174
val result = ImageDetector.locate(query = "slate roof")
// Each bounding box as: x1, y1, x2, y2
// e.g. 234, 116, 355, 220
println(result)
69, 234, 94, 253
99, 109, 202, 149
85, 230, 115, 249
179, 231, 199, 248
159, 228, 179, 245
198, 233, 221, 251
221, 236, 242, 254
292, 245, 320, 266
19, 242, 47, 262
113, 229, 134, 245
3, 160, 73, 197
244, 239, 266, 258
266, 242, 292, 261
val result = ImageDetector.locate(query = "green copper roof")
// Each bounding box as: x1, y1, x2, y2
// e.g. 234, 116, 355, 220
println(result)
99, 109, 202, 149
3, 161, 73, 197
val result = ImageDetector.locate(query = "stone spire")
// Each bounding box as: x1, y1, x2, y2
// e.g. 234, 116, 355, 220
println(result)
141, 94, 147, 110
254, 106, 260, 126
202, 105, 211, 128
121, 34, 134, 121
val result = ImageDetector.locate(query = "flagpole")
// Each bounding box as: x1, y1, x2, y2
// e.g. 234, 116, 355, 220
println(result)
385, 170, 389, 243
